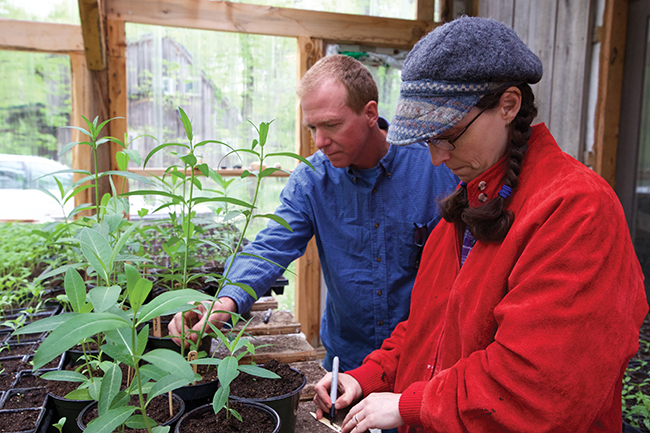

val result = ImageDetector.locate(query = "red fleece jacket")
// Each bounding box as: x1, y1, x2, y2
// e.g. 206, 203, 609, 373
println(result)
348, 124, 648, 433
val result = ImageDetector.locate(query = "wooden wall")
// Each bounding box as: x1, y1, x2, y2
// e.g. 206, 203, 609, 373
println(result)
478, 0, 596, 161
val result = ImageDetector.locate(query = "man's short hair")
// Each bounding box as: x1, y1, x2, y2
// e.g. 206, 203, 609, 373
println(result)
297, 54, 378, 114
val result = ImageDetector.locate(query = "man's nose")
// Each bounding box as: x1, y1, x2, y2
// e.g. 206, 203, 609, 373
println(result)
312, 129, 330, 149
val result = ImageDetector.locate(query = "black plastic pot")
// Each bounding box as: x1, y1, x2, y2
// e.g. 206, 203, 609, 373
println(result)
0, 406, 51, 433
230, 367, 306, 433
48, 392, 92, 433
174, 401, 281, 433
0, 387, 49, 410
76, 393, 185, 431
172, 374, 220, 412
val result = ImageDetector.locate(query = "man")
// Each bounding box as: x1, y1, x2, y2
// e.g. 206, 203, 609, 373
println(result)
169, 54, 458, 371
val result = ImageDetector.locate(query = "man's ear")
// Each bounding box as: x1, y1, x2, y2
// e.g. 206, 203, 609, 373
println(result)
364, 100, 379, 126
500, 86, 522, 123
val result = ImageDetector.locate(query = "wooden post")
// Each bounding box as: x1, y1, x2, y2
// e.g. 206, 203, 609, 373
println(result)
107, 18, 128, 195
69, 52, 94, 217
294, 37, 324, 349
593, 0, 628, 187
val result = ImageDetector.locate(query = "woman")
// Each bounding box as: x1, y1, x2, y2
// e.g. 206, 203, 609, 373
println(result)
313, 16, 648, 433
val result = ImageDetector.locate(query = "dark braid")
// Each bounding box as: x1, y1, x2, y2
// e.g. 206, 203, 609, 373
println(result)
440, 83, 538, 243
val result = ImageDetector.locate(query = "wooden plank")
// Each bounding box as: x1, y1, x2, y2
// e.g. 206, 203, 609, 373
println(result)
212, 334, 317, 364
107, 19, 128, 194
548, 0, 593, 159
295, 37, 324, 350
105, 0, 428, 49
78, 0, 107, 70
289, 360, 327, 401
416, 0, 435, 23
128, 168, 290, 177
593, 0, 628, 187
512, 1, 558, 129
232, 310, 301, 336
0, 19, 84, 53
478, 0, 515, 27
251, 296, 279, 311
69, 52, 94, 217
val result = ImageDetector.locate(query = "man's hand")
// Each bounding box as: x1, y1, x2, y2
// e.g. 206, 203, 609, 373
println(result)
167, 296, 237, 349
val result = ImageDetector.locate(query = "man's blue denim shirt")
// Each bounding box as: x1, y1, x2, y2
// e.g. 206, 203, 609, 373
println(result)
219, 141, 458, 371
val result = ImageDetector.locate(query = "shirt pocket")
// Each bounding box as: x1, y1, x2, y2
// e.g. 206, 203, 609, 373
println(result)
394, 215, 442, 270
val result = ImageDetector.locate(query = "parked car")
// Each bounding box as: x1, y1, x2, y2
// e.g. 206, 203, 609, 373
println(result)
0, 154, 73, 222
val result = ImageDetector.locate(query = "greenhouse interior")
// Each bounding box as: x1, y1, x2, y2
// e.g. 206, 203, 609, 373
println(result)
1, 0, 650, 432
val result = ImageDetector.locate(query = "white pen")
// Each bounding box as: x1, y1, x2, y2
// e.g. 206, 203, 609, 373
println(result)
330, 356, 339, 425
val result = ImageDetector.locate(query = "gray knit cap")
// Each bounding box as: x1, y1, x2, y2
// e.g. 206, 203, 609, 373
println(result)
387, 16, 543, 146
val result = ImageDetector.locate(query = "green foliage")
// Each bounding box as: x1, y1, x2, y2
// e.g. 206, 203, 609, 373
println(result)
10, 108, 312, 432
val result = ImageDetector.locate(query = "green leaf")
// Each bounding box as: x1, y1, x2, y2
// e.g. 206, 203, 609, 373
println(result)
212, 384, 229, 415
103, 327, 135, 357
252, 213, 293, 232
139, 364, 167, 383
266, 151, 315, 170
84, 406, 136, 433
141, 349, 195, 382
88, 285, 121, 313
12, 313, 76, 335
80, 228, 112, 283
136, 289, 213, 325
108, 220, 143, 275
65, 388, 93, 401
104, 170, 156, 185
143, 142, 189, 168
180, 153, 197, 167
136, 324, 149, 357
88, 378, 103, 400
64, 268, 87, 313
40, 370, 88, 382
125, 264, 140, 296
238, 364, 281, 379
130, 277, 153, 313
147, 374, 196, 404
115, 151, 129, 171
33, 313, 130, 370
217, 356, 240, 388
98, 363, 122, 416
100, 342, 135, 367
178, 107, 193, 142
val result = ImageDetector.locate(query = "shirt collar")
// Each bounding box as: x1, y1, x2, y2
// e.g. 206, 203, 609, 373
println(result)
464, 153, 508, 207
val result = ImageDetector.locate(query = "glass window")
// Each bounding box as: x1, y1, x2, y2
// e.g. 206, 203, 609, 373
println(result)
0, 0, 80, 24
226, 0, 417, 20
0, 160, 26, 189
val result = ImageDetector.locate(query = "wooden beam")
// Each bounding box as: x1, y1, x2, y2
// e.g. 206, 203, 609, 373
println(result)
107, 18, 127, 194
106, 0, 428, 49
593, 0, 628, 187
294, 37, 324, 349
0, 19, 83, 53
69, 52, 94, 217
416, 0, 435, 23
78, 0, 107, 70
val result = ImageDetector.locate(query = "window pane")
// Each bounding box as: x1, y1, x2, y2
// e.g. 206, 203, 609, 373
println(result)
0, 51, 73, 220
227, 0, 417, 19
0, 0, 79, 24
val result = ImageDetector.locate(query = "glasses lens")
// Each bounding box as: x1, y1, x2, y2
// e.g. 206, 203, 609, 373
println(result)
409, 249, 422, 269
413, 224, 427, 247
427, 138, 454, 151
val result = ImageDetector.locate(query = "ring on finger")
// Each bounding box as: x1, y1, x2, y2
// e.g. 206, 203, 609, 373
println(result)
354, 414, 359, 424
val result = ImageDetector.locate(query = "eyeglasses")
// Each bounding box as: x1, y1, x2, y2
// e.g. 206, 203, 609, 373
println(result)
409, 222, 429, 269
426, 105, 490, 151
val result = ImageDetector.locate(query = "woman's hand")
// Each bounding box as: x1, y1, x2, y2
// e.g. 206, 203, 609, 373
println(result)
313, 372, 363, 420
167, 297, 237, 349
341, 393, 404, 433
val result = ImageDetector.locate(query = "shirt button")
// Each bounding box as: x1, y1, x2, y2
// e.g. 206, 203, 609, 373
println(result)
372, 188, 377, 193
386, 172, 392, 177
478, 181, 487, 191
374, 223, 379, 228
478, 193, 488, 202
376, 257, 381, 262
379, 321, 384, 325
377, 290, 382, 295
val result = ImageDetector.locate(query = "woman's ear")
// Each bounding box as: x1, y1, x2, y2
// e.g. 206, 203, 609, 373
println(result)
500, 86, 522, 124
